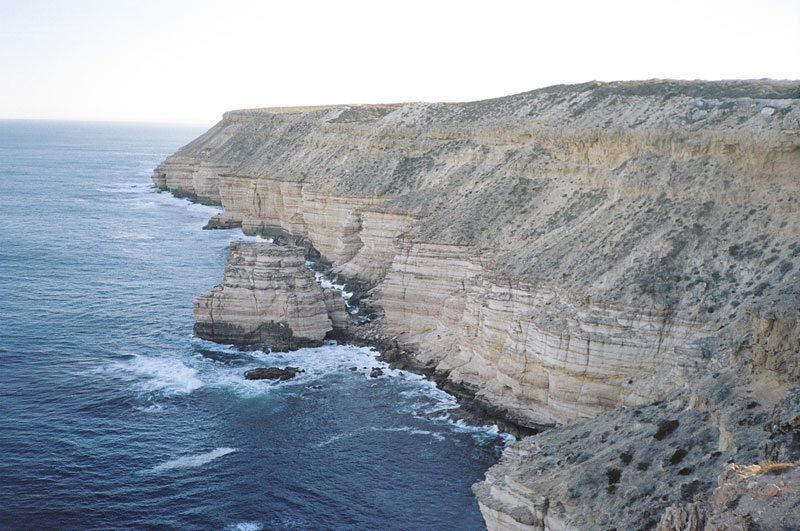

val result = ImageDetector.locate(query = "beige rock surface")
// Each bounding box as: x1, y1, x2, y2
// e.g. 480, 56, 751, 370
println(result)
157, 79, 799, 424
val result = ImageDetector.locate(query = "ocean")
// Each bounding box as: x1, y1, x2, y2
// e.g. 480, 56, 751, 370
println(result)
0, 120, 507, 530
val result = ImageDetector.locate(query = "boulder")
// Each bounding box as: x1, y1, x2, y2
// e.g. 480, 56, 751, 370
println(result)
244, 366, 300, 381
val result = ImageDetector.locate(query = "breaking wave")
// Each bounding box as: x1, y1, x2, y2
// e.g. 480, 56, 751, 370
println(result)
148, 447, 237, 473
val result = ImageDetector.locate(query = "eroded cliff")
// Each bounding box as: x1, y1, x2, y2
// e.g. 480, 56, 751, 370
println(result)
154, 80, 800, 529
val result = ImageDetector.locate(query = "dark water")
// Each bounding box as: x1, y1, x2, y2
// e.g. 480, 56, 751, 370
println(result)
0, 120, 506, 530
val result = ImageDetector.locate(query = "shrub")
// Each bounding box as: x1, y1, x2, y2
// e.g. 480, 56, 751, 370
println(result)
654, 420, 680, 440
670, 449, 688, 465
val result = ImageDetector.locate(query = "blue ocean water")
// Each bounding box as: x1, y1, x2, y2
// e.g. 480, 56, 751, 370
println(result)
0, 120, 506, 530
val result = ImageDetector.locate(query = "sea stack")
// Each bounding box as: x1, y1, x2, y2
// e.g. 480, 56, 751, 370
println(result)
193, 241, 347, 349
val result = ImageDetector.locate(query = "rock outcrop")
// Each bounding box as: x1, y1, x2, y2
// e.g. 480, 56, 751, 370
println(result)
704, 462, 800, 531
155, 80, 800, 529
759, 386, 800, 463
244, 367, 300, 381
193, 241, 347, 349
655, 461, 800, 531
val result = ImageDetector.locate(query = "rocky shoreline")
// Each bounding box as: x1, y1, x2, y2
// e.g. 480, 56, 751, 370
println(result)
154, 80, 800, 530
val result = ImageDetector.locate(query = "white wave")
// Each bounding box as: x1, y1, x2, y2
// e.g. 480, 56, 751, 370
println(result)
377, 368, 515, 443
186, 202, 222, 215
149, 447, 237, 473
105, 230, 156, 241
135, 403, 165, 413
176, 342, 389, 399
249, 343, 382, 381
313, 429, 365, 448
232, 234, 273, 243
129, 200, 157, 210
369, 426, 446, 442
307, 265, 354, 304
95, 182, 149, 194
129, 337, 509, 443
103, 355, 204, 396
224, 522, 264, 531
448, 418, 516, 443
121, 188, 222, 217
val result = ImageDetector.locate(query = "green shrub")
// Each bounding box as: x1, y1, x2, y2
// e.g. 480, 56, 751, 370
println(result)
670, 449, 688, 465
654, 420, 680, 440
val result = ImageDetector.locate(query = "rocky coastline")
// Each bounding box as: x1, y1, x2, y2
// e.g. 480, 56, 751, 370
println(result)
154, 80, 800, 530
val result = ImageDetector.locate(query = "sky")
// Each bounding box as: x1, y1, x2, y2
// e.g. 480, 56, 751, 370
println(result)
2, 0, 798, 125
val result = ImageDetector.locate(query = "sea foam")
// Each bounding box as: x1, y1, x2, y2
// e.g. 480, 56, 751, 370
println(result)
104, 354, 205, 396
149, 447, 237, 473
224, 522, 264, 531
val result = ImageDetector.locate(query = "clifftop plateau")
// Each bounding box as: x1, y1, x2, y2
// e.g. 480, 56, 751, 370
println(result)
154, 80, 800, 530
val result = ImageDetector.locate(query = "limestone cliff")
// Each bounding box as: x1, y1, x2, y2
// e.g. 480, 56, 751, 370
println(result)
154, 80, 800, 529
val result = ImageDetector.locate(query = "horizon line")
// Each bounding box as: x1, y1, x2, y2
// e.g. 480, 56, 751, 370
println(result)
0, 116, 215, 127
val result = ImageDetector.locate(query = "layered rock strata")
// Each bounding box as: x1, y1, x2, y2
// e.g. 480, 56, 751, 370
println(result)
193, 241, 347, 349
244, 367, 300, 381
155, 80, 800, 529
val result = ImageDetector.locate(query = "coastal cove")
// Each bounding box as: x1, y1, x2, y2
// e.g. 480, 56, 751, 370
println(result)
0, 120, 508, 530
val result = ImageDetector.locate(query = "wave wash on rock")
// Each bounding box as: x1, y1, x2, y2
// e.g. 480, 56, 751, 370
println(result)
154, 80, 800, 530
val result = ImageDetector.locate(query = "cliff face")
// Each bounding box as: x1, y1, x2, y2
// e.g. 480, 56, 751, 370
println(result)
154, 80, 800, 529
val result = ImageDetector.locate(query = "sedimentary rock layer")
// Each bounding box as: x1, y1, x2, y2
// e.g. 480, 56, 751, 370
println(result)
193, 241, 347, 348
157, 80, 800, 424
155, 80, 800, 529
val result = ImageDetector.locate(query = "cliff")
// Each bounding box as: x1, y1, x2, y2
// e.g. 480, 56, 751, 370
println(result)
154, 80, 800, 529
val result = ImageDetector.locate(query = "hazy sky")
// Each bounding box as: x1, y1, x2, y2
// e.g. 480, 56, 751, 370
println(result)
2, 0, 798, 124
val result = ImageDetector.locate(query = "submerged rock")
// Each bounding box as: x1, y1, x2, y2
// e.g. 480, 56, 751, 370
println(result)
244, 366, 299, 381
203, 212, 242, 230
